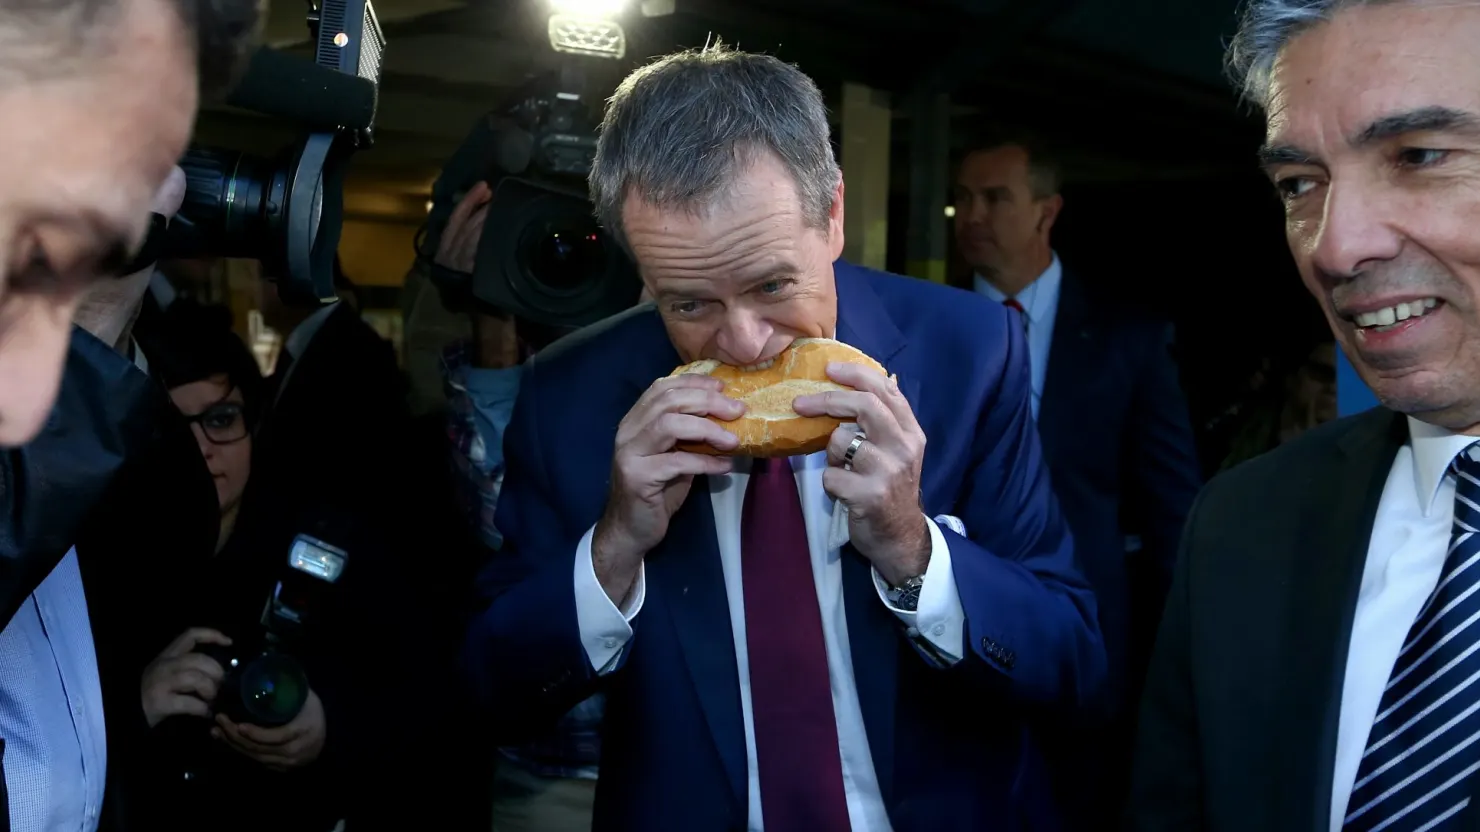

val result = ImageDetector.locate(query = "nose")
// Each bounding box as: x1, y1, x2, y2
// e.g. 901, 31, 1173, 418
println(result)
716, 311, 773, 365
1307, 177, 1404, 283
0, 298, 71, 447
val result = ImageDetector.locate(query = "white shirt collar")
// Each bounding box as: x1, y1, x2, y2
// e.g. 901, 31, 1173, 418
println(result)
1407, 416, 1480, 517
972, 252, 1063, 325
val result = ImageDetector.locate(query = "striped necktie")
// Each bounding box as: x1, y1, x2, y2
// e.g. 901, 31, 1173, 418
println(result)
1345, 443, 1480, 831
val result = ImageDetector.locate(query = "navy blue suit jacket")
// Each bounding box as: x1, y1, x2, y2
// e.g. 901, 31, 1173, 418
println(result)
464, 261, 1106, 831
1036, 273, 1201, 711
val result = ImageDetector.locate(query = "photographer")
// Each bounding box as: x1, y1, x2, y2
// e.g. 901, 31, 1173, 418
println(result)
433, 175, 648, 829
120, 298, 345, 832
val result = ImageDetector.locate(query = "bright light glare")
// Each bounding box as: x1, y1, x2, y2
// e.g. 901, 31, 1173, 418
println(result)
943, 205, 956, 218
550, 0, 626, 16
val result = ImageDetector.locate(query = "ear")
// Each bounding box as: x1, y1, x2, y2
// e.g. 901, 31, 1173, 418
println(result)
827, 176, 846, 260
1036, 193, 1064, 237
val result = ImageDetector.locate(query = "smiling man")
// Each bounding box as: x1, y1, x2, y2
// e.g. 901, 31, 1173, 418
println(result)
1128, 2, 1480, 831
463, 44, 1105, 832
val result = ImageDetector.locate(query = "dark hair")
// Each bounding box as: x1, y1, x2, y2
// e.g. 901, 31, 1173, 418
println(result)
0, 0, 260, 98
961, 130, 1063, 199
141, 299, 265, 427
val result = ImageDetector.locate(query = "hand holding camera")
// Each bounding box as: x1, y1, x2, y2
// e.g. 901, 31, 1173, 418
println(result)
141, 627, 234, 728
212, 687, 327, 772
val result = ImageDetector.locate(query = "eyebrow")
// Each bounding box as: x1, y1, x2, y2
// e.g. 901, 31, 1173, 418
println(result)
1256, 144, 1319, 169
1353, 106, 1480, 146
1257, 106, 1480, 172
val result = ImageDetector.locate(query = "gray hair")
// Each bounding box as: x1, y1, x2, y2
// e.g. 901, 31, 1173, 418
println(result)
0, 0, 261, 98
589, 43, 842, 251
1226, 0, 1409, 109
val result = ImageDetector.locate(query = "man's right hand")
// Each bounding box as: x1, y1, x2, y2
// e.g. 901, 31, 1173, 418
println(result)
141, 627, 232, 728
593, 375, 744, 603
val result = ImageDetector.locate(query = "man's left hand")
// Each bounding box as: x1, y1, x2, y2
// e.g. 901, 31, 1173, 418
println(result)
793, 362, 931, 585
213, 688, 327, 772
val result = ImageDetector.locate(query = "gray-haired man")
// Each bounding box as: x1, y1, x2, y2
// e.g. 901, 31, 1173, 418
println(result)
1129, 2, 1480, 830
463, 44, 1103, 832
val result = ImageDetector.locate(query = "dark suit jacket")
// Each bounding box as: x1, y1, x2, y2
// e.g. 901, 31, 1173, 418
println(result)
0, 328, 197, 832
1037, 273, 1201, 711
236, 302, 485, 829
1124, 408, 1480, 830
0, 329, 160, 626
464, 260, 1106, 831
72, 349, 220, 832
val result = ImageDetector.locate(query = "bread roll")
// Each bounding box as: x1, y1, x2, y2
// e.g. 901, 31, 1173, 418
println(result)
668, 338, 887, 458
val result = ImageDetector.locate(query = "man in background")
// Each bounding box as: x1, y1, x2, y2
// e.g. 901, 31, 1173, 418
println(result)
954, 134, 1201, 826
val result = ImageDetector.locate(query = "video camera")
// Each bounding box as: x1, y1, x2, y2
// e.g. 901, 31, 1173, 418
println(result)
419, 65, 641, 331
127, 0, 386, 304
194, 534, 349, 727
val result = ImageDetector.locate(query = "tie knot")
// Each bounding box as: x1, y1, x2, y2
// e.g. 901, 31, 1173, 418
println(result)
1003, 298, 1026, 315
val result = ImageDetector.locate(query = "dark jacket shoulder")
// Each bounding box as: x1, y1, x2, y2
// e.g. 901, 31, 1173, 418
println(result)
1194, 407, 1401, 532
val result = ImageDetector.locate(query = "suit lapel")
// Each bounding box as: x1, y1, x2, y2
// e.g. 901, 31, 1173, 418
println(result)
1036, 272, 1095, 461
646, 480, 749, 812
1276, 409, 1405, 830
834, 261, 909, 804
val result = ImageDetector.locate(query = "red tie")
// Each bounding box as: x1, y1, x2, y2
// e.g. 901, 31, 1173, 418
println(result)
1003, 297, 1028, 330
740, 458, 851, 831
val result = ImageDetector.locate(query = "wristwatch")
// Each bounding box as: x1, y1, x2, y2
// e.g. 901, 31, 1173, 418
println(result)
886, 575, 925, 612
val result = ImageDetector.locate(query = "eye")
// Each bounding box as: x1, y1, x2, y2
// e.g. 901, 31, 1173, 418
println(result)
1274, 176, 1318, 201
758, 278, 795, 297
1397, 147, 1449, 168
670, 299, 705, 317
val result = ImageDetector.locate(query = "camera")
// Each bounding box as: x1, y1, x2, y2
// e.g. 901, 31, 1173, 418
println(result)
421, 64, 641, 331
126, 1, 386, 304
195, 534, 349, 727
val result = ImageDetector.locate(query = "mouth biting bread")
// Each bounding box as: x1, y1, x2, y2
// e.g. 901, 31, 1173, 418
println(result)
667, 337, 887, 458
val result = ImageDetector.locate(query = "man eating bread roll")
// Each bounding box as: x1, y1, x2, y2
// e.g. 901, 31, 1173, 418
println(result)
463, 43, 1106, 832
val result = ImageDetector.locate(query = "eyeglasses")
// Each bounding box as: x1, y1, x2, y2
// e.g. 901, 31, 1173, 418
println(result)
183, 402, 248, 445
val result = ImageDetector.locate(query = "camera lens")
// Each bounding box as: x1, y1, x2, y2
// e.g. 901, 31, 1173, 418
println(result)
237, 653, 310, 727
520, 219, 607, 293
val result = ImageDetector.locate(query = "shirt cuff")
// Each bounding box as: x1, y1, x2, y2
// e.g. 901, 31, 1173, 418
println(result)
573, 525, 645, 673
873, 515, 966, 665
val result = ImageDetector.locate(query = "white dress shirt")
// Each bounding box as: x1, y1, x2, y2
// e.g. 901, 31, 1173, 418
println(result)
575, 451, 967, 831
0, 548, 108, 832
973, 253, 1062, 421
1330, 418, 1480, 830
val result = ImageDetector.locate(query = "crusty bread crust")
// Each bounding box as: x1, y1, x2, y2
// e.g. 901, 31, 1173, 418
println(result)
667, 338, 887, 458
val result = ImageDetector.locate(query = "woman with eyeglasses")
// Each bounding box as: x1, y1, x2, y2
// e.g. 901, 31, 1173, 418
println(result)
120, 298, 347, 832
152, 304, 262, 554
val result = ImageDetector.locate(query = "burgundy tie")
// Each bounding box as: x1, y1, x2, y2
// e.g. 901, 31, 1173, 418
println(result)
1002, 297, 1028, 331
741, 457, 851, 831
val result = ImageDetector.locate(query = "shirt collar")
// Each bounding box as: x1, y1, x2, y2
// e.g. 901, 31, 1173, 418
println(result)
1408, 416, 1480, 517
972, 252, 1063, 325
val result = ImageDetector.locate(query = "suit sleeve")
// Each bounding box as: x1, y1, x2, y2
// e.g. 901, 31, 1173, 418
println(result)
1124, 485, 1209, 831
460, 359, 605, 739
946, 306, 1107, 710
1127, 322, 1202, 585
0, 327, 155, 628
